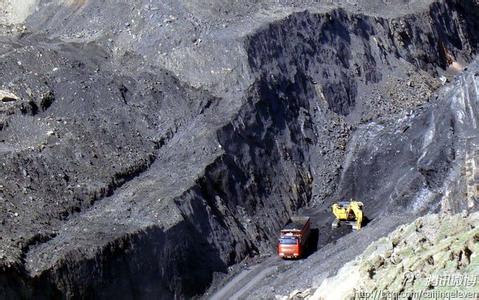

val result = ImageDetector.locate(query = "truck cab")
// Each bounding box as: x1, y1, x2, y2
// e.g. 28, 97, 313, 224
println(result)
278, 236, 301, 258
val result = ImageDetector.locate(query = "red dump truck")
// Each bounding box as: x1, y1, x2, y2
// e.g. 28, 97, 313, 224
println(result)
277, 216, 311, 259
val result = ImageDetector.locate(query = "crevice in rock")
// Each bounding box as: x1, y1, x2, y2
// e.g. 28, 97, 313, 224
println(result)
1, 0, 479, 299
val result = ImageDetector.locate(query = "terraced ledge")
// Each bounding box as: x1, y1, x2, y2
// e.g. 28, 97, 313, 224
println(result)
0, 0, 479, 299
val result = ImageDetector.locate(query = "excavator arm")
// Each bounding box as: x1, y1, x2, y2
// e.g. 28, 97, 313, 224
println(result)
350, 201, 363, 230
331, 200, 364, 230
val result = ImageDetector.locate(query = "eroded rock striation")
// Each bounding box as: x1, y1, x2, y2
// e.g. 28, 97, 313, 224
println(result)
0, 0, 478, 298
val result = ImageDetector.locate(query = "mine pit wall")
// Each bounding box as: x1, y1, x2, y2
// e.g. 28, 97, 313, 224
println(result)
2, 221, 229, 299
246, 1, 479, 118
440, 68, 479, 213
40, 52, 321, 299
169, 1, 479, 297
2, 1, 479, 300
33, 223, 229, 300
35, 2, 479, 299
338, 76, 479, 218
211, 72, 316, 250
24, 70, 318, 299
244, 0, 479, 207
337, 98, 457, 217
0, 61, 318, 299
160, 73, 317, 297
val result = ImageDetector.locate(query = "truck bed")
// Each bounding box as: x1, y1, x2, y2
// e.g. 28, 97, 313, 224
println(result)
282, 216, 310, 231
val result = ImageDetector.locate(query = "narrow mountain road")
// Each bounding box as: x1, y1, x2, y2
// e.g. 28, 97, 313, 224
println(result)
210, 258, 282, 300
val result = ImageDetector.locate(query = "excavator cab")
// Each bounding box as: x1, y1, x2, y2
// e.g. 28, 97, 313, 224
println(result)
331, 199, 364, 230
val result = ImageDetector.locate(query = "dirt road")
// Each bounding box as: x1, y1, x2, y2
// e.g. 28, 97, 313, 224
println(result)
208, 212, 415, 299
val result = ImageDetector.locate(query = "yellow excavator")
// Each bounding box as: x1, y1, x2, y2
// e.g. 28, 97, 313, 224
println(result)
331, 200, 364, 230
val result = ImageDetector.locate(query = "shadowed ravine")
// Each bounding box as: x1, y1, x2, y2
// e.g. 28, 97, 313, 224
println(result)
0, 0, 479, 299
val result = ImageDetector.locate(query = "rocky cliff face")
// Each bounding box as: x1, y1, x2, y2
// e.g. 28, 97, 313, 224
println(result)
0, 0, 479, 299
229, 37, 479, 300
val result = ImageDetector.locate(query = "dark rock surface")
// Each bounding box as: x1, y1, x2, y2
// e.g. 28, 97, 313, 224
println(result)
0, 0, 478, 299
237, 56, 479, 300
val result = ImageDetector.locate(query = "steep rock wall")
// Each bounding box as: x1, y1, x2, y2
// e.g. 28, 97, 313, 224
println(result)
0, 0, 479, 299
